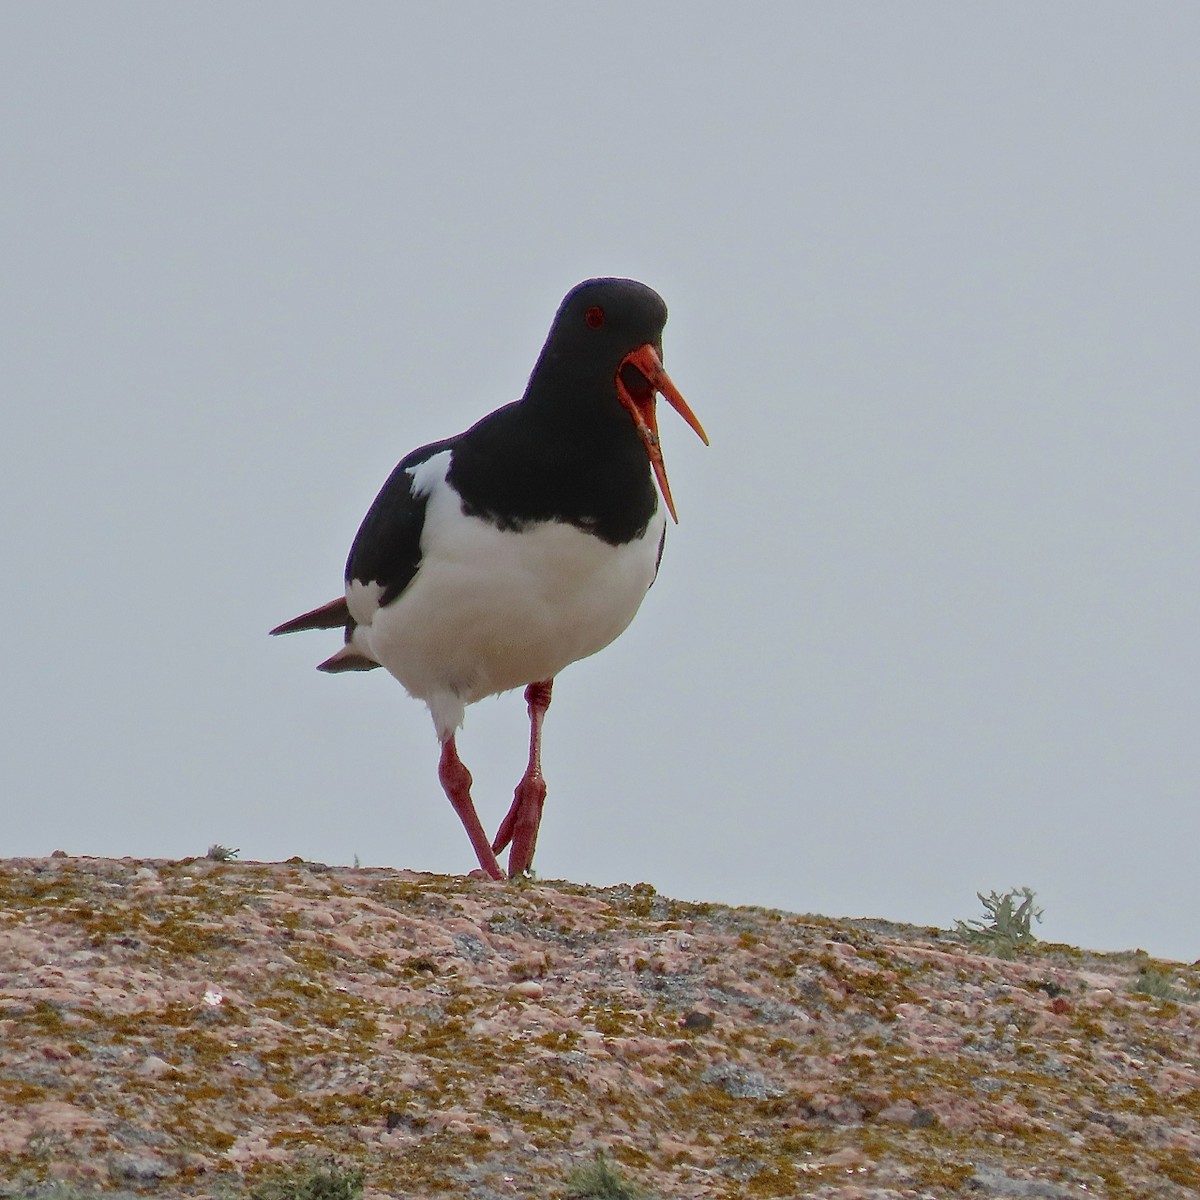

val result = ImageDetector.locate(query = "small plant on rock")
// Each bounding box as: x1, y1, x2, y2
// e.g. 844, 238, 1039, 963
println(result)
245, 1156, 364, 1200
1131, 969, 1198, 1004
564, 1150, 657, 1200
955, 887, 1043, 959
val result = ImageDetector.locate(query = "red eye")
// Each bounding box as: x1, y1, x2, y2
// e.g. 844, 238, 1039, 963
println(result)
584, 305, 605, 329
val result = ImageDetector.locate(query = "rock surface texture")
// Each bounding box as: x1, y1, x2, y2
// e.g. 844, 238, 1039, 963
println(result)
1, 856, 1198, 1198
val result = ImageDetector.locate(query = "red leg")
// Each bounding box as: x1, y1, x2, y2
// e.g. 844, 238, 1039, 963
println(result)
438, 735, 504, 880
492, 679, 553, 876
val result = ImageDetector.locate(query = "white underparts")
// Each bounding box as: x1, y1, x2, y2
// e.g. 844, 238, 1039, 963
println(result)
348, 451, 665, 742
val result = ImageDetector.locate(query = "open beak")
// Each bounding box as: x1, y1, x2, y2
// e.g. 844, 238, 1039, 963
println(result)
615, 344, 709, 523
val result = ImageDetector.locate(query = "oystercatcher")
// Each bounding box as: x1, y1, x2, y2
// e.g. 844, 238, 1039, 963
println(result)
271, 278, 707, 880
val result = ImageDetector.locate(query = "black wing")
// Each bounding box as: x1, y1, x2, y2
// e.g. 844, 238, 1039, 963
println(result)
346, 438, 454, 606
271, 440, 453, 673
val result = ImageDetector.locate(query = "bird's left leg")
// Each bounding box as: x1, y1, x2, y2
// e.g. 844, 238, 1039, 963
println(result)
492, 679, 553, 876
438, 735, 505, 881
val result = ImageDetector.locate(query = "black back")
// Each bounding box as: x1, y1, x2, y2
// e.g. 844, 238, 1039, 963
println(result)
347, 278, 671, 600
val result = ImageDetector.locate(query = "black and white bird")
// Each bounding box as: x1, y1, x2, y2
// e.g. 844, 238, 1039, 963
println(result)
271, 278, 707, 880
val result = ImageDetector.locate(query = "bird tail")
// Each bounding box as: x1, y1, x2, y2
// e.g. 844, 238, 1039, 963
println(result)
269, 597, 351, 636
271, 596, 382, 674
317, 646, 381, 673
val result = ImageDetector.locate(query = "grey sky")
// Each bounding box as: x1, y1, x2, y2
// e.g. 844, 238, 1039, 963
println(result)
3, 6, 1197, 960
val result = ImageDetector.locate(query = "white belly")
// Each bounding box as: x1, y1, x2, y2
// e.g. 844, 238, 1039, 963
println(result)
351, 453, 665, 739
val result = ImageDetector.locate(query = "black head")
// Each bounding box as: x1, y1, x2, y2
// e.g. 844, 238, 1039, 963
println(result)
540, 277, 670, 371
523, 277, 707, 522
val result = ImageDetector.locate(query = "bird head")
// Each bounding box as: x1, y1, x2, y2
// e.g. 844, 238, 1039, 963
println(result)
532, 278, 709, 522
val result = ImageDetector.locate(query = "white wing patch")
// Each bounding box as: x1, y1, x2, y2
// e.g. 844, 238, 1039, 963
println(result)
346, 579, 385, 627
407, 449, 452, 498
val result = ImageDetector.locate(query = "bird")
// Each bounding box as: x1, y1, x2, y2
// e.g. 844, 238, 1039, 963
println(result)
270, 277, 707, 880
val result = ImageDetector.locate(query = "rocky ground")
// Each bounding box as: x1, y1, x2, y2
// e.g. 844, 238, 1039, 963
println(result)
1, 855, 1198, 1199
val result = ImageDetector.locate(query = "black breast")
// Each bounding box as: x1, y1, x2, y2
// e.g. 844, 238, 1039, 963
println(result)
447, 401, 658, 545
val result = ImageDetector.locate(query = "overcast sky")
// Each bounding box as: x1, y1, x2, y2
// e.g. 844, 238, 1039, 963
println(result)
4, 5, 1197, 961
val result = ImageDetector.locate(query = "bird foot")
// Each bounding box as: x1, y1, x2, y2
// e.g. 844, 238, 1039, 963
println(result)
465, 867, 502, 882
494, 769, 547, 877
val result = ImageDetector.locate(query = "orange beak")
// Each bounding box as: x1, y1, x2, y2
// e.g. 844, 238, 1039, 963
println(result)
615, 343, 708, 522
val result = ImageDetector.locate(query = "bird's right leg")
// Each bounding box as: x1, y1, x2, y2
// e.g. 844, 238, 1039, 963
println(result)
491, 679, 553, 876
438, 735, 504, 881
